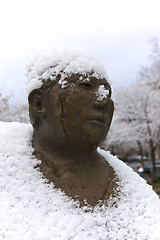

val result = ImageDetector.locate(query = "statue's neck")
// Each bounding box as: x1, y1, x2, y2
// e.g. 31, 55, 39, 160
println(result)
32, 135, 117, 206
32, 133, 99, 166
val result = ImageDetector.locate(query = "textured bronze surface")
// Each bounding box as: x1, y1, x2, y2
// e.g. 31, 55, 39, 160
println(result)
29, 74, 117, 206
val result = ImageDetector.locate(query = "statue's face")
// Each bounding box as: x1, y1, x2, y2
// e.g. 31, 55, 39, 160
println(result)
42, 76, 114, 150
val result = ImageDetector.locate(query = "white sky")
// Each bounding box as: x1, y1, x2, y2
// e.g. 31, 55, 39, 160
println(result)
0, 0, 160, 103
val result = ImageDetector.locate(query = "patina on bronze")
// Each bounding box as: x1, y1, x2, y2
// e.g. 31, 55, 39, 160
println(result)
28, 73, 117, 206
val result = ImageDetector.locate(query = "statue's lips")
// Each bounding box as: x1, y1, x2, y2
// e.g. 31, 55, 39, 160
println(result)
88, 116, 108, 125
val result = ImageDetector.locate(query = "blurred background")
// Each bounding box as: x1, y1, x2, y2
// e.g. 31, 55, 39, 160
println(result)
0, 0, 160, 194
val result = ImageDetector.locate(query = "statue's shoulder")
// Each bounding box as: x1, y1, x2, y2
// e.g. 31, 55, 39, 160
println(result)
97, 147, 125, 170
98, 147, 160, 202
0, 121, 33, 137
0, 121, 33, 154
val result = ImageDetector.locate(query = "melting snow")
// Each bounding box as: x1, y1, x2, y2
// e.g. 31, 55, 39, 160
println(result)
0, 121, 160, 240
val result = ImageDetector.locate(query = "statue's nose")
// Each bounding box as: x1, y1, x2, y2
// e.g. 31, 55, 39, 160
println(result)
93, 98, 108, 112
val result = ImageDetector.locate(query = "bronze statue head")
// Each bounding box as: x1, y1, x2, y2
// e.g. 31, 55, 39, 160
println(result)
27, 50, 116, 206
28, 73, 114, 152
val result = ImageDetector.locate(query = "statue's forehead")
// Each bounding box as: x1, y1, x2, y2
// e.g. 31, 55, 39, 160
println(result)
66, 74, 110, 86
42, 73, 111, 91
26, 49, 111, 94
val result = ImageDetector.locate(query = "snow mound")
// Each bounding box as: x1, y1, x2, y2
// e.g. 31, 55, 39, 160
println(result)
0, 121, 160, 240
26, 48, 109, 94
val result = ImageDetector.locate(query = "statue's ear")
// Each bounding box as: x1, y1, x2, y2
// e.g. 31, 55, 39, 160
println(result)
28, 89, 46, 118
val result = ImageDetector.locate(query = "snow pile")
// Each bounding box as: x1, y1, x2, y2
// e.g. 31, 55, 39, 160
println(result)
95, 85, 110, 101
26, 48, 109, 94
0, 121, 160, 240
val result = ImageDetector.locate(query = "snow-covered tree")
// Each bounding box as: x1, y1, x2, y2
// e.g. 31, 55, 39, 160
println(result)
105, 39, 160, 181
0, 92, 10, 121
139, 38, 160, 89
7, 104, 29, 123
0, 91, 29, 123
106, 82, 160, 181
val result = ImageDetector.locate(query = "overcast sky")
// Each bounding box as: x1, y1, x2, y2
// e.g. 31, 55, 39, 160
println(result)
0, 0, 160, 103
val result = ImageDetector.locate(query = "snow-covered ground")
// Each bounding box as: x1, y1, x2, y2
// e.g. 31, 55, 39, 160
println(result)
0, 121, 160, 240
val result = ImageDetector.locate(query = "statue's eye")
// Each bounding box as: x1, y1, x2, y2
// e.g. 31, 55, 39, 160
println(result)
79, 82, 92, 89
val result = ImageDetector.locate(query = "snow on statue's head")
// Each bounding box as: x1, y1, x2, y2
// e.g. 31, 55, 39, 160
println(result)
27, 49, 114, 150
26, 49, 116, 206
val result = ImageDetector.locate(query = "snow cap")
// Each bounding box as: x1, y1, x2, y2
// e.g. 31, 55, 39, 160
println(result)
26, 48, 109, 94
